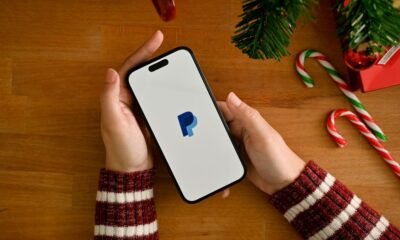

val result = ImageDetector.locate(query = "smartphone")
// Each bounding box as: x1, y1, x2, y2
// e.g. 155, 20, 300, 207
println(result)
126, 47, 245, 203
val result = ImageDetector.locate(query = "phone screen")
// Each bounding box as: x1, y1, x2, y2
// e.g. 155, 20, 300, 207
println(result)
127, 47, 245, 202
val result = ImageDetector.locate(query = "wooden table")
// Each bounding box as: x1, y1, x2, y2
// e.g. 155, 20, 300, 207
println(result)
0, 1, 399, 239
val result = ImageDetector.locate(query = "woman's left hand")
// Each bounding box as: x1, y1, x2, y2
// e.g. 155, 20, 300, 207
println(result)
100, 30, 164, 172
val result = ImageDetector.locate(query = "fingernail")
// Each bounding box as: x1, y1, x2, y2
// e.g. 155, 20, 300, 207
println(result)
106, 68, 116, 83
228, 92, 241, 107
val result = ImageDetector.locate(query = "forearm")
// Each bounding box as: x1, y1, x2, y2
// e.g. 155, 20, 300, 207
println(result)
271, 161, 400, 239
94, 168, 158, 239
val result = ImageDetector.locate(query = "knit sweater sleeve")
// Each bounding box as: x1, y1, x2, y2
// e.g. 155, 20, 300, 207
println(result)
94, 168, 158, 240
270, 161, 400, 239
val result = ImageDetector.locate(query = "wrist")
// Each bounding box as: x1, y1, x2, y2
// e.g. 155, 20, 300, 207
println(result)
266, 156, 306, 195
105, 154, 153, 173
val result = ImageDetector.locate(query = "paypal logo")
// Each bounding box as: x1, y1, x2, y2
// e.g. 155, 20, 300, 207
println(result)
177, 111, 198, 137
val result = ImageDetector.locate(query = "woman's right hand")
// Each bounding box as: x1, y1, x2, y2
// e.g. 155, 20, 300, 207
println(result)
218, 92, 306, 195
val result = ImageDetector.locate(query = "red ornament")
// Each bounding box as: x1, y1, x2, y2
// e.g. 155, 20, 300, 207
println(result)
343, 0, 351, 7
152, 0, 176, 22
344, 49, 378, 71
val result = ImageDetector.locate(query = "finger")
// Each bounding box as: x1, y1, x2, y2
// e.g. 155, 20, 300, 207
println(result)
227, 120, 243, 138
119, 30, 164, 78
118, 31, 164, 107
217, 101, 234, 122
100, 68, 121, 121
221, 188, 230, 199
218, 101, 242, 138
226, 92, 270, 138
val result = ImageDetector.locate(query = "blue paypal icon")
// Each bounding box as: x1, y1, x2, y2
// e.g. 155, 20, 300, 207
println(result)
177, 111, 198, 137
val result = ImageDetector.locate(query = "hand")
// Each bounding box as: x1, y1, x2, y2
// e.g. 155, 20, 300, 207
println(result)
218, 92, 305, 195
100, 30, 164, 172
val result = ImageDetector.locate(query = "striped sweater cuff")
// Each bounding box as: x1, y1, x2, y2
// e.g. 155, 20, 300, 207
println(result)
94, 168, 158, 240
270, 161, 400, 240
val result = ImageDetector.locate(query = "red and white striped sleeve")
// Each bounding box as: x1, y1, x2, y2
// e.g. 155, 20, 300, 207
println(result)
94, 168, 158, 240
271, 161, 400, 240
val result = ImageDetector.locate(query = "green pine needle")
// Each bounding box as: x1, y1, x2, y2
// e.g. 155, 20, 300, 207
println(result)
232, 0, 317, 60
335, 0, 400, 52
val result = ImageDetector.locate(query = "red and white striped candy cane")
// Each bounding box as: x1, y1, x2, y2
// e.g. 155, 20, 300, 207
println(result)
327, 109, 400, 178
296, 49, 387, 142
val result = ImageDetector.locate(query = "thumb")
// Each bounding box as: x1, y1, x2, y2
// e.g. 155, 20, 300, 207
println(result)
226, 92, 269, 138
100, 68, 121, 119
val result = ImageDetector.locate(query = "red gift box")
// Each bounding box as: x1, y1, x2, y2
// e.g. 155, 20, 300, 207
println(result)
348, 47, 400, 92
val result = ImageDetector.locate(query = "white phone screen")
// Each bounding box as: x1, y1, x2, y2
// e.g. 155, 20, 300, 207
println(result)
127, 47, 245, 202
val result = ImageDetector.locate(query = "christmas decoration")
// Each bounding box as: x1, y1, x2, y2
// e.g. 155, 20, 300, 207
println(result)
334, 0, 400, 92
327, 109, 400, 178
354, 46, 400, 92
152, 0, 176, 22
335, 0, 400, 56
344, 48, 377, 71
232, 0, 400, 61
232, 0, 317, 60
296, 49, 387, 142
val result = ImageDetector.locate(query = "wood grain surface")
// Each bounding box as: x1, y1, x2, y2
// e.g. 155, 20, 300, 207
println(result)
0, 0, 399, 239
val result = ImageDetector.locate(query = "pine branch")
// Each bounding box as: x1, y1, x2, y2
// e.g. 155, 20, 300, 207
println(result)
232, 0, 317, 60
335, 0, 400, 52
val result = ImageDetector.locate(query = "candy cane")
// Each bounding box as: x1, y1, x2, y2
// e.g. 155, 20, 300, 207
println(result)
327, 109, 400, 178
296, 49, 387, 142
